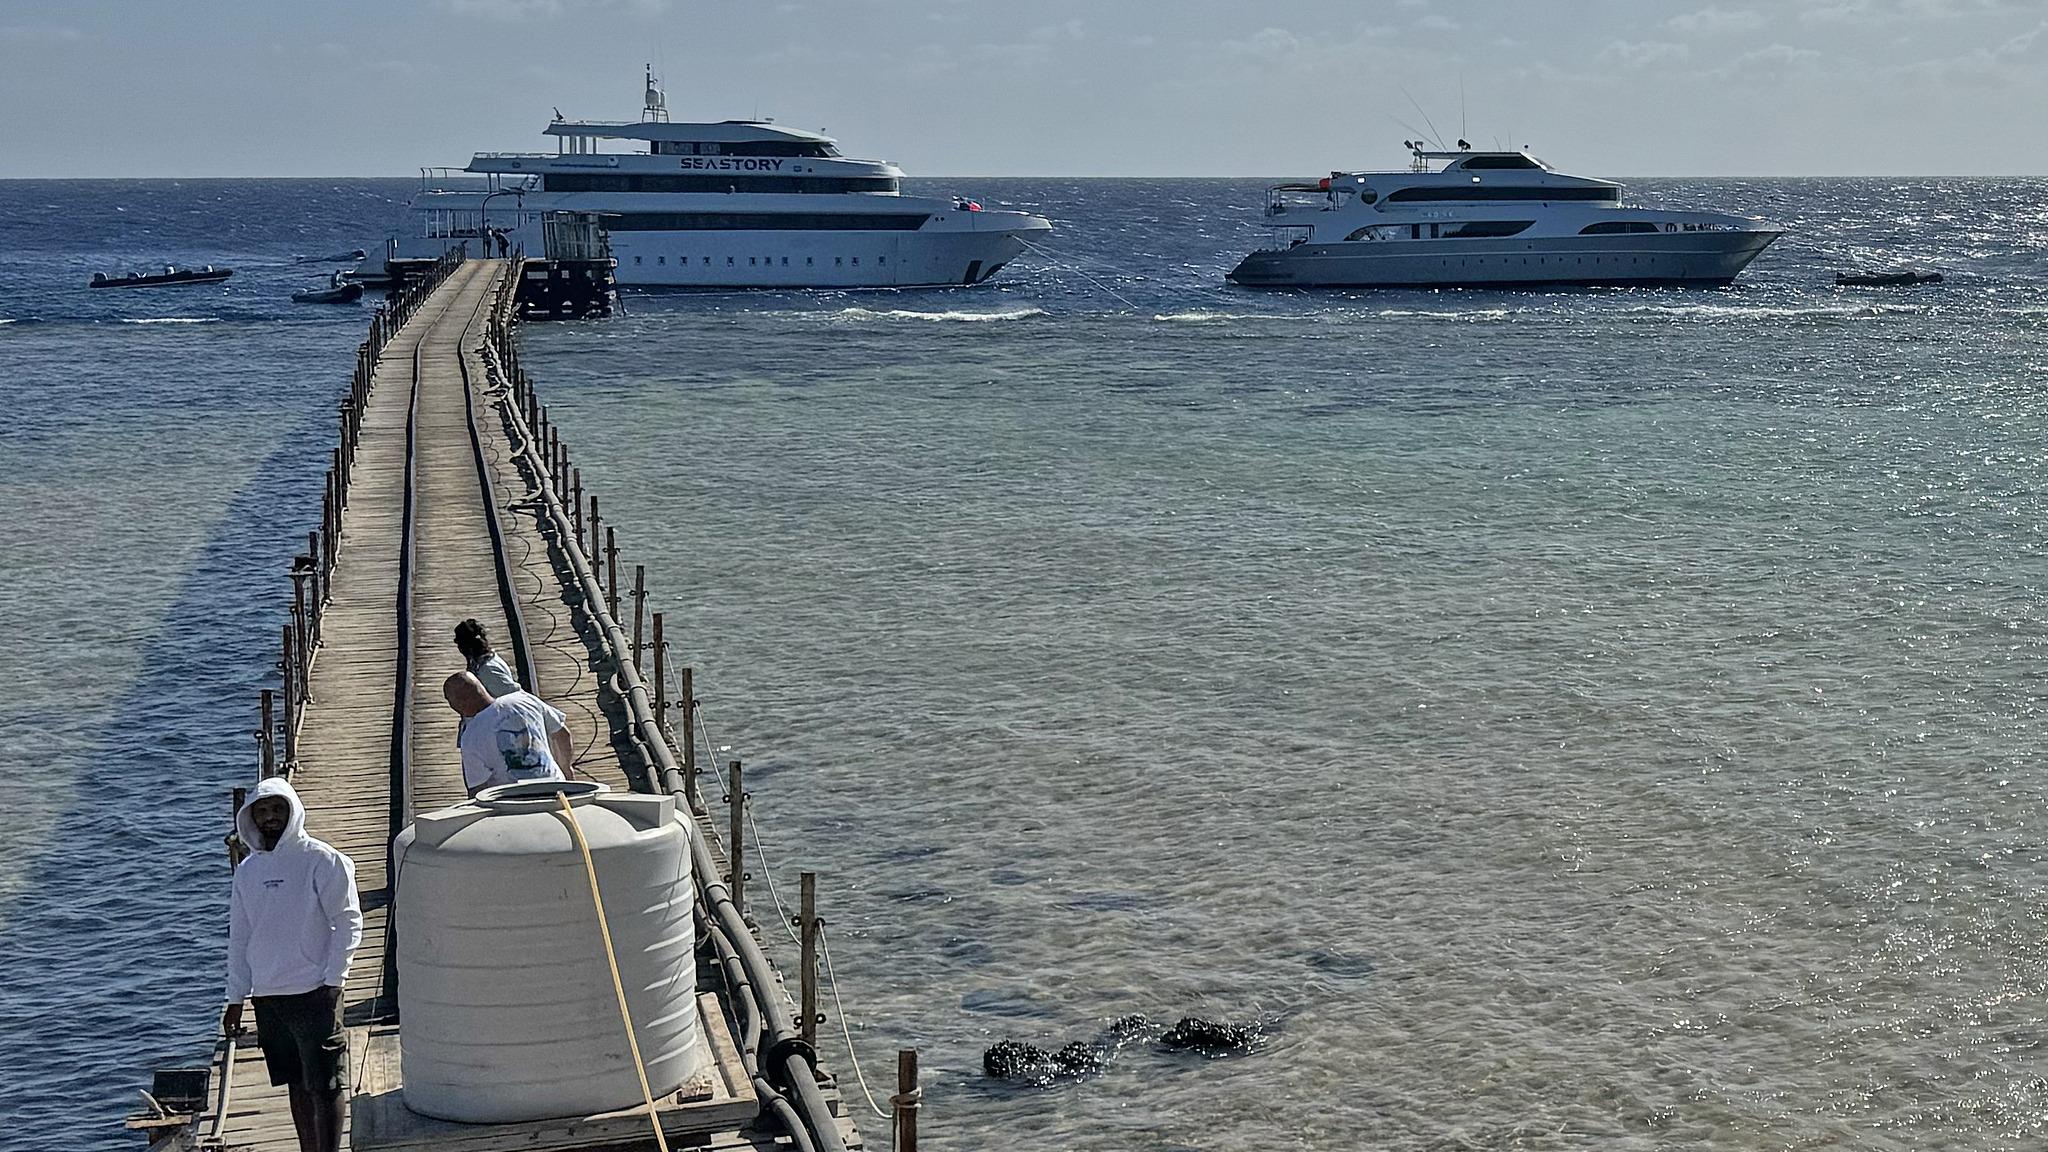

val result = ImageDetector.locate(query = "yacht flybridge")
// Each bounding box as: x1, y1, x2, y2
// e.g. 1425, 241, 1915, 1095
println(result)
390, 69, 1050, 289
1228, 146, 1781, 289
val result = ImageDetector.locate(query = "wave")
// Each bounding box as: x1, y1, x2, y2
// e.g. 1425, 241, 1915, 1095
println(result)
1615, 302, 1924, 320
1151, 310, 1303, 324
119, 317, 223, 325
1375, 308, 1515, 321
835, 306, 1046, 323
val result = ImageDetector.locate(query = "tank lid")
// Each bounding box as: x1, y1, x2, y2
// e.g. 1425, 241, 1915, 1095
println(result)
476, 779, 609, 812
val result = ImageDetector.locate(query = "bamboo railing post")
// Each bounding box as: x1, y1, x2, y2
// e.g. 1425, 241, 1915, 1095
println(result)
681, 666, 698, 807
258, 690, 276, 778
651, 612, 667, 735
229, 786, 248, 870
280, 624, 299, 767
631, 565, 646, 674
799, 871, 818, 1050
895, 1050, 920, 1152
727, 760, 745, 915
291, 559, 315, 665
605, 527, 619, 621
306, 534, 324, 635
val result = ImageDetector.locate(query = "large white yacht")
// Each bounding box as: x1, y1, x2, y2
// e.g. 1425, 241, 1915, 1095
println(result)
388, 69, 1050, 289
1228, 145, 1780, 289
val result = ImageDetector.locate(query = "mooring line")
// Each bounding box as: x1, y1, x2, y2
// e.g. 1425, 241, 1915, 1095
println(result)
1019, 236, 1143, 311
819, 927, 889, 1120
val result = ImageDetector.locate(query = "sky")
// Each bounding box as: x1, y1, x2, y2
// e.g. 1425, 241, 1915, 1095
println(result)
2, 0, 2044, 178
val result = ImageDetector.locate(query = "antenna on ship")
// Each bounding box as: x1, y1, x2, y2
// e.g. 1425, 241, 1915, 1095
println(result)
642, 63, 668, 123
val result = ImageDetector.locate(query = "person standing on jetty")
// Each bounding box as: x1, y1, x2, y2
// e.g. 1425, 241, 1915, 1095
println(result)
222, 777, 362, 1152
444, 669, 577, 794
453, 617, 521, 698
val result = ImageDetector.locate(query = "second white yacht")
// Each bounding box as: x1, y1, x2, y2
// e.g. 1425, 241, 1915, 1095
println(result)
391, 69, 1051, 289
1228, 146, 1781, 289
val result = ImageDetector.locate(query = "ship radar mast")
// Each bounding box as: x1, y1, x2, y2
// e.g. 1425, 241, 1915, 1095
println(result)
642, 64, 668, 123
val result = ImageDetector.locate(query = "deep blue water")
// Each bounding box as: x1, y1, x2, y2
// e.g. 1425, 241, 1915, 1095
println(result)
2, 176, 2046, 1150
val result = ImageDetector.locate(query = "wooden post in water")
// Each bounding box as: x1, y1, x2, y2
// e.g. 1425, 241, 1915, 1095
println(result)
605, 527, 620, 621
681, 666, 698, 806
895, 1050, 920, 1152
727, 760, 745, 915
258, 690, 276, 778
631, 565, 646, 674
800, 871, 818, 1050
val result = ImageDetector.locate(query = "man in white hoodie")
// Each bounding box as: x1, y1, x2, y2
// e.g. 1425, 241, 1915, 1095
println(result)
221, 777, 362, 1152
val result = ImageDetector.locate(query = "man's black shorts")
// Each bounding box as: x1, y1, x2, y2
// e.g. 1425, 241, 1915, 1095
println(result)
251, 986, 346, 1091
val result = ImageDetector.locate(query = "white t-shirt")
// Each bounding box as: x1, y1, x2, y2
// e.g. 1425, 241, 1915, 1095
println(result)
468, 652, 522, 698
459, 690, 567, 794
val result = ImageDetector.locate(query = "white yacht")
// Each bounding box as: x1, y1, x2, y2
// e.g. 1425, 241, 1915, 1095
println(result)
389, 69, 1051, 289
1228, 146, 1781, 289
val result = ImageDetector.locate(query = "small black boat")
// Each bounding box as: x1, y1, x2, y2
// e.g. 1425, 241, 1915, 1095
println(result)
292, 280, 365, 305
90, 265, 234, 289
293, 248, 368, 264
1836, 270, 1942, 287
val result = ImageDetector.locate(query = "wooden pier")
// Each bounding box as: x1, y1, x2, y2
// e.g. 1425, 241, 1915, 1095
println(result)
150, 257, 897, 1152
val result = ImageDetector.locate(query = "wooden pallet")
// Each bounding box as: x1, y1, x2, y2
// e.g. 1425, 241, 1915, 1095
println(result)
350, 993, 758, 1151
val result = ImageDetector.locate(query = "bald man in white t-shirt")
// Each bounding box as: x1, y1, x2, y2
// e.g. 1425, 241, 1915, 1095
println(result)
442, 671, 576, 795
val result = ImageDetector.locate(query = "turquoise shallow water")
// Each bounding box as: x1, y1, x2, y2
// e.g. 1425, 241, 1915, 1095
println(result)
2, 177, 2047, 1149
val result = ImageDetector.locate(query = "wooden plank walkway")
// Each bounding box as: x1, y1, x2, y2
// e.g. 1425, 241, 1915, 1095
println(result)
205, 259, 860, 1152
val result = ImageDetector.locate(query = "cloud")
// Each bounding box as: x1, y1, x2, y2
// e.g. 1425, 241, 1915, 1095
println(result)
1668, 6, 1766, 34
1798, 0, 2027, 23
1895, 18, 2048, 80
437, 0, 666, 21
0, 24, 81, 45
1599, 40, 1692, 68
1727, 42, 1824, 72
1417, 14, 1461, 32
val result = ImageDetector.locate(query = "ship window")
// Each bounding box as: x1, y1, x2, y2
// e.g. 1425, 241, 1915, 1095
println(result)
633, 255, 641, 265
603, 212, 929, 231
781, 257, 789, 265
851, 257, 859, 266
1410, 224, 1421, 239
835, 257, 843, 265
1460, 154, 1543, 170
702, 257, 710, 264
749, 257, 756, 265
543, 173, 900, 194
658, 256, 665, 265
1578, 220, 1661, 235
806, 257, 814, 265
877, 256, 885, 265
1384, 185, 1618, 203
727, 256, 734, 265
1443, 220, 1535, 238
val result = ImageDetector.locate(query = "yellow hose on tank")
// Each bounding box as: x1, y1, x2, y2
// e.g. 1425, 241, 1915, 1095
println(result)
557, 791, 671, 1152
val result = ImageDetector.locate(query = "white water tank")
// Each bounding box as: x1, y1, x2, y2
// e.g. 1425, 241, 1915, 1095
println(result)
394, 780, 709, 1123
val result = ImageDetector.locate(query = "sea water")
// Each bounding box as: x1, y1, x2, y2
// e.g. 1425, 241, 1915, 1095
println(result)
1, 177, 2045, 1149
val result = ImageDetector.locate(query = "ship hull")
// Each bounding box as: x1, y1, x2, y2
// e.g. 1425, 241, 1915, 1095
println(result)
1228, 230, 1781, 289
